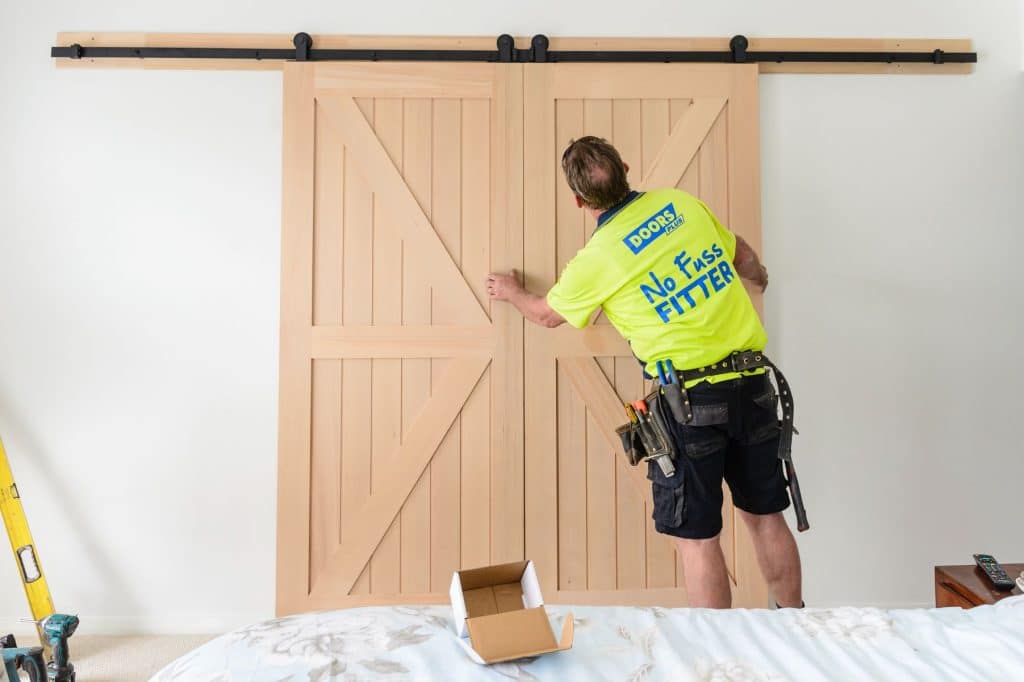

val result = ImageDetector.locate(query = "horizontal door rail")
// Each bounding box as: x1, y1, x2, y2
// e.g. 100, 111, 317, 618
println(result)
51, 33, 977, 66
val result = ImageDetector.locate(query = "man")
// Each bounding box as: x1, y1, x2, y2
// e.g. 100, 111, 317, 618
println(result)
486, 136, 802, 609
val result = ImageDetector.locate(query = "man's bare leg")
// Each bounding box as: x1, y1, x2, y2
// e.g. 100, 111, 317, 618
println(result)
674, 536, 732, 608
738, 510, 803, 607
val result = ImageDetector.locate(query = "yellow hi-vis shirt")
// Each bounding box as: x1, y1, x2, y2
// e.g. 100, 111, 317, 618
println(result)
546, 188, 767, 383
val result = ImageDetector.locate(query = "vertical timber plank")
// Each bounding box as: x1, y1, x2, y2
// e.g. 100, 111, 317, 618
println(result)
698, 107, 729, 222
277, 63, 315, 615
400, 98, 432, 594
522, 65, 559, 592
489, 65, 525, 564
460, 97, 492, 570
611, 98, 647, 592
370, 97, 404, 594
557, 363, 587, 590
309, 103, 344, 589
430, 97, 463, 588
554, 97, 587, 591
341, 97, 375, 595
671, 98, 700, 194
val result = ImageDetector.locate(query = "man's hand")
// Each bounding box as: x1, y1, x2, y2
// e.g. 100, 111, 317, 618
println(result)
486, 269, 524, 301
485, 270, 566, 328
750, 263, 769, 293
733, 236, 769, 293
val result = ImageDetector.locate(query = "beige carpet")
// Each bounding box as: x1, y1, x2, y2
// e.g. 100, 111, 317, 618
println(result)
63, 635, 214, 681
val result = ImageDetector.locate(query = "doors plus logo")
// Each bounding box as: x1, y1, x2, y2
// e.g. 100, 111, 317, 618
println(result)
623, 203, 684, 255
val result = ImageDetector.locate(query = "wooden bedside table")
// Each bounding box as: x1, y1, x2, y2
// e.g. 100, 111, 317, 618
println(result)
935, 564, 1024, 608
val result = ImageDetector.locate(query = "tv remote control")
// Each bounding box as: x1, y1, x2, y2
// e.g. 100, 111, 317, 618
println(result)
973, 554, 1016, 590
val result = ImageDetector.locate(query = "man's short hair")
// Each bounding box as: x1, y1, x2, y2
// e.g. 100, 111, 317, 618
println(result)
561, 136, 631, 210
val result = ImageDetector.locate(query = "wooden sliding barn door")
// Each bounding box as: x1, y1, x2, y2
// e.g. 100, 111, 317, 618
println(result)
277, 62, 523, 614
278, 60, 769, 613
523, 64, 769, 608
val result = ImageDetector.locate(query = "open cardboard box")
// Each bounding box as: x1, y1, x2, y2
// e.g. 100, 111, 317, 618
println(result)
450, 559, 574, 664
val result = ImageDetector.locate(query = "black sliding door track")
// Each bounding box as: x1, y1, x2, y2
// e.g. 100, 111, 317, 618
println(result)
51, 34, 977, 66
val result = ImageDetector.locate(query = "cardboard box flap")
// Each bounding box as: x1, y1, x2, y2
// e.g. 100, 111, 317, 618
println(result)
457, 560, 529, 591
520, 561, 544, 608
453, 636, 487, 665
450, 571, 469, 636
466, 607, 562, 663
558, 610, 574, 649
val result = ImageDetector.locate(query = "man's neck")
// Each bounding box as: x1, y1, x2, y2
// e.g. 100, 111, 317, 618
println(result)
592, 190, 641, 228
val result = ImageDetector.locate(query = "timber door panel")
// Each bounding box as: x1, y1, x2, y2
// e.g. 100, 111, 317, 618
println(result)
277, 62, 523, 614
524, 64, 769, 608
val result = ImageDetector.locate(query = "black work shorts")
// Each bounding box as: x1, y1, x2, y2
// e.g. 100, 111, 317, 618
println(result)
648, 373, 790, 540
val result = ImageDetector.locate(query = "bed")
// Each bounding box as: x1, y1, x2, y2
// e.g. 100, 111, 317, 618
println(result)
152, 597, 1024, 681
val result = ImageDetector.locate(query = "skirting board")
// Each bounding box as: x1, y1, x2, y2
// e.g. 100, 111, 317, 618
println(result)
0, 615, 265, 636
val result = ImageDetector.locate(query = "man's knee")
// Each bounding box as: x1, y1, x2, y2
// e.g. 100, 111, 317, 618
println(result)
674, 534, 722, 554
738, 509, 786, 533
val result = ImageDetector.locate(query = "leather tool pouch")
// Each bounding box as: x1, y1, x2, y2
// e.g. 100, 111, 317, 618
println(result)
652, 385, 729, 428
616, 391, 678, 468
616, 423, 645, 466
645, 386, 728, 428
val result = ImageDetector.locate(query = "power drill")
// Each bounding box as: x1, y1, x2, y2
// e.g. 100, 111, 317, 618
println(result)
41, 614, 78, 682
0, 634, 46, 682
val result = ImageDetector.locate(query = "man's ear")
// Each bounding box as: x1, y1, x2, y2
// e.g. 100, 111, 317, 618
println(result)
624, 161, 630, 175
574, 195, 585, 208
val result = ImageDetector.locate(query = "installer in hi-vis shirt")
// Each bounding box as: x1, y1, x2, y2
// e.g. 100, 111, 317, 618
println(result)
487, 137, 802, 609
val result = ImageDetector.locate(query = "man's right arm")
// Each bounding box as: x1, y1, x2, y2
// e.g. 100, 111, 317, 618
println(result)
486, 270, 566, 328
733, 235, 769, 292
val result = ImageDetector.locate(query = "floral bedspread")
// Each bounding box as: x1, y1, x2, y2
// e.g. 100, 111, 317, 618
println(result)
152, 597, 1024, 681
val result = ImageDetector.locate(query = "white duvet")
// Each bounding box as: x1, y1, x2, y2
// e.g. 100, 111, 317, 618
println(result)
152, 596, 1024, 681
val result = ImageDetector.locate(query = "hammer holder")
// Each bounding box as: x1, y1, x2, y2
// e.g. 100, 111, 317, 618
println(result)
660, 381, 692, 424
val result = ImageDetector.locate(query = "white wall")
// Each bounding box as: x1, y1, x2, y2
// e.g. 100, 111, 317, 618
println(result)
0, 1, 1021, 634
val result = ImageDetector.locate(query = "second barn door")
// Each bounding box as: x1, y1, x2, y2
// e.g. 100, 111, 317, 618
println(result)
523, 63, 769, 608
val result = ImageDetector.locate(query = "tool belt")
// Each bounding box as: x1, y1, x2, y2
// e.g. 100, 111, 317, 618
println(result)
616, 349, 808, 530
616, 350, 796, 468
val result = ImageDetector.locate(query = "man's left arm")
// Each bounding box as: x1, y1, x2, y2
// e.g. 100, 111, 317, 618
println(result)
487, 270, 566, 328
699, 198, 769, 293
